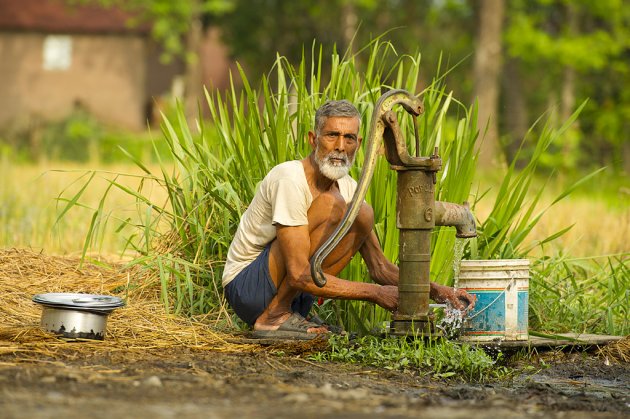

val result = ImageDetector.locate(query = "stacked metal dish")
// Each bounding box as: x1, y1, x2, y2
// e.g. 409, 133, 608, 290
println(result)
32, 293, 125, 340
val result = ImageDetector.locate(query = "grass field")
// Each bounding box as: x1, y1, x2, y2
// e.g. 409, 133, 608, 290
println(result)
3, 160, 627, 260
474, 169, 630, 259
2, 156, 628, 336
0, 160, 168, 258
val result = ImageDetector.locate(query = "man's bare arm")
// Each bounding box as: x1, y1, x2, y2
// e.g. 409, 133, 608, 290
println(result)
358, 230, 399, 286
358, 228, 475, 310
274, 224, 398, 312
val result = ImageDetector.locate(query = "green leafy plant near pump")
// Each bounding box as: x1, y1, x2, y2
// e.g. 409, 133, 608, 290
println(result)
311, 334, 509, 382
58, 39, 628, 337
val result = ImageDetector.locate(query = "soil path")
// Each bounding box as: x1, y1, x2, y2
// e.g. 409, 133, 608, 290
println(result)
1, 348, 628, 418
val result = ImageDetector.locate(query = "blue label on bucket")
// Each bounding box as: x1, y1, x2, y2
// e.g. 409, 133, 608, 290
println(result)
466, 291, 505, 334
518, 290, 528, 332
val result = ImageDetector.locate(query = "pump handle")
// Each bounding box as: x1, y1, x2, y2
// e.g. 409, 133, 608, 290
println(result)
309, 90, 423, 287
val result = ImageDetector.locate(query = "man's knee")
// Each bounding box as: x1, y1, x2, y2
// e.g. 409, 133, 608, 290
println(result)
309, 190, 347, 226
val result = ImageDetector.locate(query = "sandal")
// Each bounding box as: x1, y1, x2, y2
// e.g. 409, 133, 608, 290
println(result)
251, 313, 329, 341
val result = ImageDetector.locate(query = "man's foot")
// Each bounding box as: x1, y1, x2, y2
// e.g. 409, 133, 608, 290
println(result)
251, 312, 328, 340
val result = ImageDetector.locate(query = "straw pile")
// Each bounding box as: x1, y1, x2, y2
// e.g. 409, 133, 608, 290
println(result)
0, 248, 261, 362
598, 335, 630, 364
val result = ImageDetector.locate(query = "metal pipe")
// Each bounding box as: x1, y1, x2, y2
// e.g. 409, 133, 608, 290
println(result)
395, 168, 434, 320
434, 201, 477, 238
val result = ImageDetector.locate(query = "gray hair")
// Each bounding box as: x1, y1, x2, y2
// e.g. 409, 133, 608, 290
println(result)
314, 100, 361, 136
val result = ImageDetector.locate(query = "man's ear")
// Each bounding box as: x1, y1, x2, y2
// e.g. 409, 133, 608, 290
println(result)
357, 136, 363, 147
308, 130, 317, 149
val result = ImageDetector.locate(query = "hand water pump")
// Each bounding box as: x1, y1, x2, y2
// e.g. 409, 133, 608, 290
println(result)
310, 89, 477, 335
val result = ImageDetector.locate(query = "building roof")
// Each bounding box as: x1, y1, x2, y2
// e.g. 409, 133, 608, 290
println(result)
0, 0, 149, 34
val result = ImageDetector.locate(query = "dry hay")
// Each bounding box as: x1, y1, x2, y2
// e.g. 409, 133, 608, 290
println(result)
0, 248, 264, 362
598, 335, 630, 364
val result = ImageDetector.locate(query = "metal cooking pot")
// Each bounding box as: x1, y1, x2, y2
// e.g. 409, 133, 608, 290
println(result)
40, 306, 110, 340
33, 293, 125, 340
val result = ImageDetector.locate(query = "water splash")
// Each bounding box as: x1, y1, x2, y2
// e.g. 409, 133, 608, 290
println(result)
436, 306, 465, 339
436, 238, 468, 339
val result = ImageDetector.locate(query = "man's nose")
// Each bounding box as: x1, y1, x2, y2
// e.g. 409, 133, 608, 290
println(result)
334, 135, 346, 151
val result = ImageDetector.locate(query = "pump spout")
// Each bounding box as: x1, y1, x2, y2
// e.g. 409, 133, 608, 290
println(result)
434, 201, 477, 238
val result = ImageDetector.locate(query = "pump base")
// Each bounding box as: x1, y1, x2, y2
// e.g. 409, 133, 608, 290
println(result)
389, 316, 440, 337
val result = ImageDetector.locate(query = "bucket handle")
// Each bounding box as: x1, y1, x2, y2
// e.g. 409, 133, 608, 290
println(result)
466, 278, 515, 320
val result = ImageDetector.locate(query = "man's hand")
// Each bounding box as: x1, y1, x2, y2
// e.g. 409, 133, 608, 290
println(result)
375, 285, 399, 312
431, 284, 476, 312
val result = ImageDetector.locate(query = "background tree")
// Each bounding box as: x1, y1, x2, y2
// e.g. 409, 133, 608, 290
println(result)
218, 0, 474, 97
503, 0, 630, 173
218, 0, 353, 82
471, 0, 505, 167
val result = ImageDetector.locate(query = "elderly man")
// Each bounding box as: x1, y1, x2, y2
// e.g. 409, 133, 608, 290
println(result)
222, 100, 475, 339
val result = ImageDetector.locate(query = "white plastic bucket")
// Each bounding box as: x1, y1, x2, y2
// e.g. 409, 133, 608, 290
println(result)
458, 259, 529, 341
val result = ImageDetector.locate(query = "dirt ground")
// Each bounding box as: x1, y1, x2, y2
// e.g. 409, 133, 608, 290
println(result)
1, 343, 628, 419
0, 249, 628, 418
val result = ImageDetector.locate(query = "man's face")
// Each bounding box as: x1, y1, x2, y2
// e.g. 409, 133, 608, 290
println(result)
309, 116, 362, 180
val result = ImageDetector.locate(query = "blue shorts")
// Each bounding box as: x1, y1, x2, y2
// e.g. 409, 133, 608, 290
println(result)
224, 244, 316, 326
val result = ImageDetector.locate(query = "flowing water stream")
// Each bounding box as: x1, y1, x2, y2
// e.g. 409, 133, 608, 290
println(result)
452, 237, 465, 290
436, 238, 467, 338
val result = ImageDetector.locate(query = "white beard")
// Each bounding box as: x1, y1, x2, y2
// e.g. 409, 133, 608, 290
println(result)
314, 145, 355, 180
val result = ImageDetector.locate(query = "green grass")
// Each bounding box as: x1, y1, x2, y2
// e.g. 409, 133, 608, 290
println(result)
530, 254, 629, 336
310, 334, 510, 382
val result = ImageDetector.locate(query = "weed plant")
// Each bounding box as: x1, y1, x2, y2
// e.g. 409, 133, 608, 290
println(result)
311, 334, 509, 382
57, 39, 628, 335
530, 254, 629, 336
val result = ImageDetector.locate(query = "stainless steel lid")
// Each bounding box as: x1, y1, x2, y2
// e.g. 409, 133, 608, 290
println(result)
32, 293, 125, 312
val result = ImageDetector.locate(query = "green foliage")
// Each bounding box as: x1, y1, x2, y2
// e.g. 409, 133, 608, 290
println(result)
530, 254, 629, 336
507, 11, 620, 71
311, 334, 508, 382
506, 0, 626, 72
504, 0, 630, 173
0, 108, 159, 164
218, 0, 629, 173
219, 0, 474, 92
